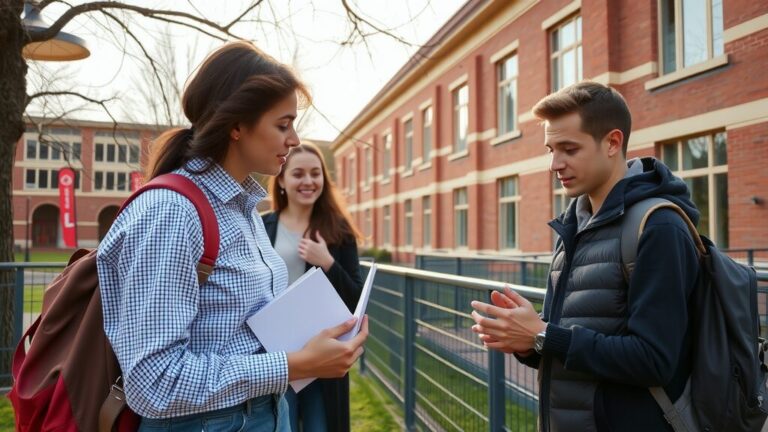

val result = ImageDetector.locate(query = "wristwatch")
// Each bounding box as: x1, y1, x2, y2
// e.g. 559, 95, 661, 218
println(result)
534, 325, 548, 354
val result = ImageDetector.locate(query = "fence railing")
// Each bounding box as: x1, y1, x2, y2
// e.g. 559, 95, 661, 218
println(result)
359, 261, 543, 431
0, 262, 66, 388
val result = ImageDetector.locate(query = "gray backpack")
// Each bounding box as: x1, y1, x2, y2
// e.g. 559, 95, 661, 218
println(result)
622, 197, 768, 432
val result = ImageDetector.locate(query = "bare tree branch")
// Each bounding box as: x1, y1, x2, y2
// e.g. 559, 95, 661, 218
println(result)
339, 0, 418, 47
99, 10, 174, 124
26, 1, 253, 43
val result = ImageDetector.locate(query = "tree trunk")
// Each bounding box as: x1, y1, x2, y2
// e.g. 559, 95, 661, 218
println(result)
0, 0, 27, 388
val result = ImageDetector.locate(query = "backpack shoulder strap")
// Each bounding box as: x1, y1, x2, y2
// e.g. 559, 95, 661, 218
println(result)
620, 197, 705, 281
117, 173, 219, 285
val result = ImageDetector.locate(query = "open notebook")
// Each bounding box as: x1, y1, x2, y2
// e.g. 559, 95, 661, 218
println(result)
247, 264, 377, 392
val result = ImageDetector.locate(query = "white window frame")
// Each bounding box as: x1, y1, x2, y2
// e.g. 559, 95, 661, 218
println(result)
550, 15, 583, 91
497, 54, 519, 138
499, 177, 521, 250
454, 188, 469, 248
661, 131, 729, 246
383, 205, 391, 246
403, 118, 414, 173
382, 132, 392, 182
452, 84, 469, 154
404, 199, 413, 246
658, 0, 724, 75
421, 106, 433, 165
422, 196, 432, 249
364, 146, 373, 188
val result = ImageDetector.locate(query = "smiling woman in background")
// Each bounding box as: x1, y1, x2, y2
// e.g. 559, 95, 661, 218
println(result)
263, 143, 363, 432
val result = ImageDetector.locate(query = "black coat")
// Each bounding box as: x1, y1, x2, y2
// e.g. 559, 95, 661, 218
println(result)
262, 211, 363, 432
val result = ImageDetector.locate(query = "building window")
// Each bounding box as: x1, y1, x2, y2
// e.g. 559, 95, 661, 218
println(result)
347, 156, 356, 194
129, 145, 139, 163
661, 131, 728, 246
453, 84, 469, 153
95, 143, 104, 162
422, 196, 432, 248
365, 146, 373, 187
404, 199, 413, 247
551, 15, 582, 91
24, 169, 79, 190
422, 107, 433, 164
404, 119, 414, 171
365, 209, 372, 246
497, 54, 518, 136
382, 133, 392, 180
383, 205, 391, 245
499, 177, 520, 250
659, 0, 724, 75
454, 188, 468, 248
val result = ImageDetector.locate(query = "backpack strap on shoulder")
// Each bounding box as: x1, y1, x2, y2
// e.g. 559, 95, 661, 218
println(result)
118, 173, 219, 285
620, 197, 705, 282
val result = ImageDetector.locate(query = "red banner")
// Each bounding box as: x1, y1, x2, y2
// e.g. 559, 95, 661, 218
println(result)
130, 171, 143, 192
58, 168, 78, 248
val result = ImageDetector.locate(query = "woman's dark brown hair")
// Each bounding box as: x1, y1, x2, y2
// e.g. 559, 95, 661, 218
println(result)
146, 41, 310, 179
269, 143, 362, 246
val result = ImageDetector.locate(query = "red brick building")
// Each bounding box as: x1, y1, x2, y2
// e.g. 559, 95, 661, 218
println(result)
332, 0, 768, 263
12, 118, 160, 249
12, 119, 334, 250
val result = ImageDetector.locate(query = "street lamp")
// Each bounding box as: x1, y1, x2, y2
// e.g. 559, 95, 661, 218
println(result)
21, 2, 90, 61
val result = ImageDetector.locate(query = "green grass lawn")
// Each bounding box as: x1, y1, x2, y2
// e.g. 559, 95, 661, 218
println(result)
0, 395, 14, 430
14, 250, 74, 263
0, 366, 401, 430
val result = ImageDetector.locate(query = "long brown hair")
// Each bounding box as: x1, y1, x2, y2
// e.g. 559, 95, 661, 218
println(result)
269, 143, 362, 246
147, 41, 310, 179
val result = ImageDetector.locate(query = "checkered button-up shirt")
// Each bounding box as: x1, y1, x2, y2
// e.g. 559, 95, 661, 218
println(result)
97, 158, 289, 418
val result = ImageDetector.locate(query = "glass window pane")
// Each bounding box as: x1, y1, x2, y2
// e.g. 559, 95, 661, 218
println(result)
551, 29, 559, 52
560, 20, 576, 48
117, 172, 127, 191
51, 143, 61, 160
95, 172, 103, 190
95, 143, 104, 162
576, 16, 582, 41
714, 132, 727, 166
661, 0, 678, 74
712, 0, 724, 56
685, 176, 710, 237
683, 0, 709, 67
552, 57, 561, 91
38, 169, 48, 189
423, 118, 432, 162
458, 85, 468, 105
683, 136, 709, 170
73, 142, 82, 160
562, 49, 577, 88
26, 140, 36, 159
503, 55, 518, 79
26, 170, 35, 188
106, 172, 115, 190
662, 144, 679, 170
500, 177, 518, 197
129, 145, 139, 163
577, 45, 583, 81
51, 170, 58, 188
118, 144, 127, 163
39, 143, 48, 160
507, 203, 517, 248
715, 173, 729, 247
107, 144, 116, 162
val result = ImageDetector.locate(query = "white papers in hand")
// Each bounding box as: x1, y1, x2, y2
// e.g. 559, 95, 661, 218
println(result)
246, 267, 352, 392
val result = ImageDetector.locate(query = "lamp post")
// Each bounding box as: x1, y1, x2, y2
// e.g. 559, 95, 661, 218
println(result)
21, 2, 90, 61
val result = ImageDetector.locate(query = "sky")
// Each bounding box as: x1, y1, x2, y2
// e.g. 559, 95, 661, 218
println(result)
25, 0, 467, 141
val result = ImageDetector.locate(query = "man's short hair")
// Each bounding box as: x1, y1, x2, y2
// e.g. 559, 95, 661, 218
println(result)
533, 81, 632, 155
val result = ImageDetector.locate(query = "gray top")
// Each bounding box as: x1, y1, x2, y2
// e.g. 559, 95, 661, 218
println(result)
274, 221, 306, 284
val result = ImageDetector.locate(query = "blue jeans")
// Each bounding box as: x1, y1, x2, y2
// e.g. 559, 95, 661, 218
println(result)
285, 380, 327, 432
137, 394, 289, 432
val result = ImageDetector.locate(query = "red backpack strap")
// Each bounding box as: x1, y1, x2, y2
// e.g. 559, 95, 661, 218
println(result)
118, 173, 219, 284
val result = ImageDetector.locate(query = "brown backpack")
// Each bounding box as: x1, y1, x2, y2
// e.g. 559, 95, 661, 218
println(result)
8, 174, 219, 432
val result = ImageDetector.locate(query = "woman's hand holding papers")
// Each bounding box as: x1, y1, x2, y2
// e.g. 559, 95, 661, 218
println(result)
287, 315, 369, 380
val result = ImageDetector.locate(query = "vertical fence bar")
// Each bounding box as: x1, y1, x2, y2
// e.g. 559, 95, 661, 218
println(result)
456, 257, 462, 276
404, 274, 416, 431
14, 266, 24, 344
488, 290, 507, 431
521, 260, 528, 286
748, 250, 755, 267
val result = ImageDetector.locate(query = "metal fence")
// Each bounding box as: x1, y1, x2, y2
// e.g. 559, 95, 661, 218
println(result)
0, 262, 65, 388
360, 261, 543, 431
416, 249, 768, 289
